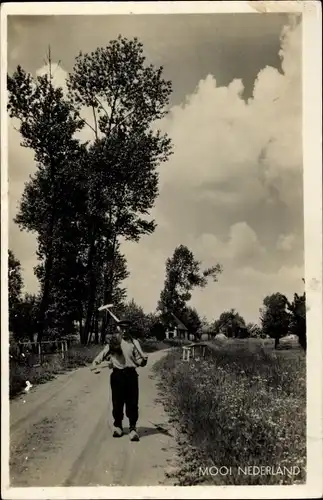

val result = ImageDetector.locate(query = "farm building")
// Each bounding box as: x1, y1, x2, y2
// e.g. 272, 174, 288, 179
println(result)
166, 313, 189, 340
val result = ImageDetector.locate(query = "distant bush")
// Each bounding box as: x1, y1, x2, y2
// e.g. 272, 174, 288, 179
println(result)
140, 339, 169, 352
163, 338, 191, 347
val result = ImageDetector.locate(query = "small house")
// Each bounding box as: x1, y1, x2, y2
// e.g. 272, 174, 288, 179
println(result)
170, 313, 189, 340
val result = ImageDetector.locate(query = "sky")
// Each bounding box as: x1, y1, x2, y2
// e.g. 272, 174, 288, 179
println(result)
7, 12, 304, 325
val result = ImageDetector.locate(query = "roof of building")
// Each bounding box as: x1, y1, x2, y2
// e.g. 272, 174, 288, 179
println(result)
171, 312, 188, 331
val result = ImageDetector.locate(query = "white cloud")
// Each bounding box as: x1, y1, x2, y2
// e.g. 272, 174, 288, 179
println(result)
35, 62, 114, 145
228, 222, 266, 261
190, 264, 303, 325
36, 63, 69, 95
158, 21, 301, 206
276, 233, 295, 252
192, 222, 265, 264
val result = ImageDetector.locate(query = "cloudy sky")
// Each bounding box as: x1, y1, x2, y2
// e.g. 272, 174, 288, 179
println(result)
8, 12, 304, 324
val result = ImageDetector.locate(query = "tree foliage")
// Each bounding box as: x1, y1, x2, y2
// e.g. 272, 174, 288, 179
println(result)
149, 318, 167, 341
260, 293, 290, 348
288, 291, 306, 351
8, 38, 173, 344
246, 322, 263, 338
66, 36, 173, 343
178, 306, 202, 340
15, 293, 40, 343
214, 308, 247, 338
118, 299, 150, 338
8, 65, 86, 342
158, 244, 222, 324
8, 250, 23, 334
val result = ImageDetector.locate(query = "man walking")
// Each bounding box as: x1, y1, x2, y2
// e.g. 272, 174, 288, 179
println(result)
91, 319, 148, 442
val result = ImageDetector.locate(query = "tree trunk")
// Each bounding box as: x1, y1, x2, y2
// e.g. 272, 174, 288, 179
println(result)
100, 267, 110, 338
87, 314, 96, 345
299, 332, 307, 351
79, 320, 83, 342
274, 337, 280, 349
100, 314, 106, 339
83, 235, 97, 345
94, 311, 99, 344
37, 243, 54, 343
100, 323, 106, 345
84, 286, 96, 344
78, 306, 83, 344
100, 316, 108, 345
100, 314, 113, 344
103, 237, 117, 303
37, 159, 58, 343
94, 327, 99, 344
100, 235, 118, 340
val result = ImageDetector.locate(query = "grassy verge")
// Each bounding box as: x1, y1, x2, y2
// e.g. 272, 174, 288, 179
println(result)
154, 342, 306, 486
9, 344, 102, 400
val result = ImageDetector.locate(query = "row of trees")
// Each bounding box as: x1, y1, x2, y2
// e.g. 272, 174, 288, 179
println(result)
260, 290, 306, 350
9, 241, 306, 350
114, 288, 307, 351
208, 288, 306, 351
8, 241, 222, 343
154, 243, 306, 350
8, 37, 173, 344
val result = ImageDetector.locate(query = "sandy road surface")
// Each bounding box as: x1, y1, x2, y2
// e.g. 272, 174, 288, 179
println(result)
10, 349, 177, 487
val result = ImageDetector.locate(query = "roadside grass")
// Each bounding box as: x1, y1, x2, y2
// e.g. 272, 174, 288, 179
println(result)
9, 344, 102, 399
154, 341, 306, 486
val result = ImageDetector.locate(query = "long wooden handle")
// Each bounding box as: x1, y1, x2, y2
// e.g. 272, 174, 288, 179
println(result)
129, 336, 146, 362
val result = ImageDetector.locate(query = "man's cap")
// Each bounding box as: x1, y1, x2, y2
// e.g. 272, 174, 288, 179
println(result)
118, 318, 132, 327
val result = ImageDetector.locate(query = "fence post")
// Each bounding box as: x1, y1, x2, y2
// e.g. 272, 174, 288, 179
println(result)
38, 343, 41, 365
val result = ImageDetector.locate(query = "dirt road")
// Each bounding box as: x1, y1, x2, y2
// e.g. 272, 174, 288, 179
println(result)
10, 349, 177, 487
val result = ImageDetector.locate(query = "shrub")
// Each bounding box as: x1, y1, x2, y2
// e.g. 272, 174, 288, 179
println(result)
163, 338, 191, 347
140, 339, 169, 352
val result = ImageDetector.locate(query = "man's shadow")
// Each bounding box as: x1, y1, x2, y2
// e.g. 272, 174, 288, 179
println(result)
124, 426, 174, 439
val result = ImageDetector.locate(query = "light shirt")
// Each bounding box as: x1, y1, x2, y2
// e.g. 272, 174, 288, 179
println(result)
92, 337, 147, 370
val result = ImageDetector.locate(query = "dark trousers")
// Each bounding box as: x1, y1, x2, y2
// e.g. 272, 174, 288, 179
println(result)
110, 367, 139, 430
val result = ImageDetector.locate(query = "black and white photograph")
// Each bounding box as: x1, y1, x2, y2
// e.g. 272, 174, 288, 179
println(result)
1, 2, 322, 499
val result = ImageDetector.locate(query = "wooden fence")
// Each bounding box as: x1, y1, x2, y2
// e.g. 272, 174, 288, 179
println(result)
9, 340, 69, 366
182, 343, 208, 362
